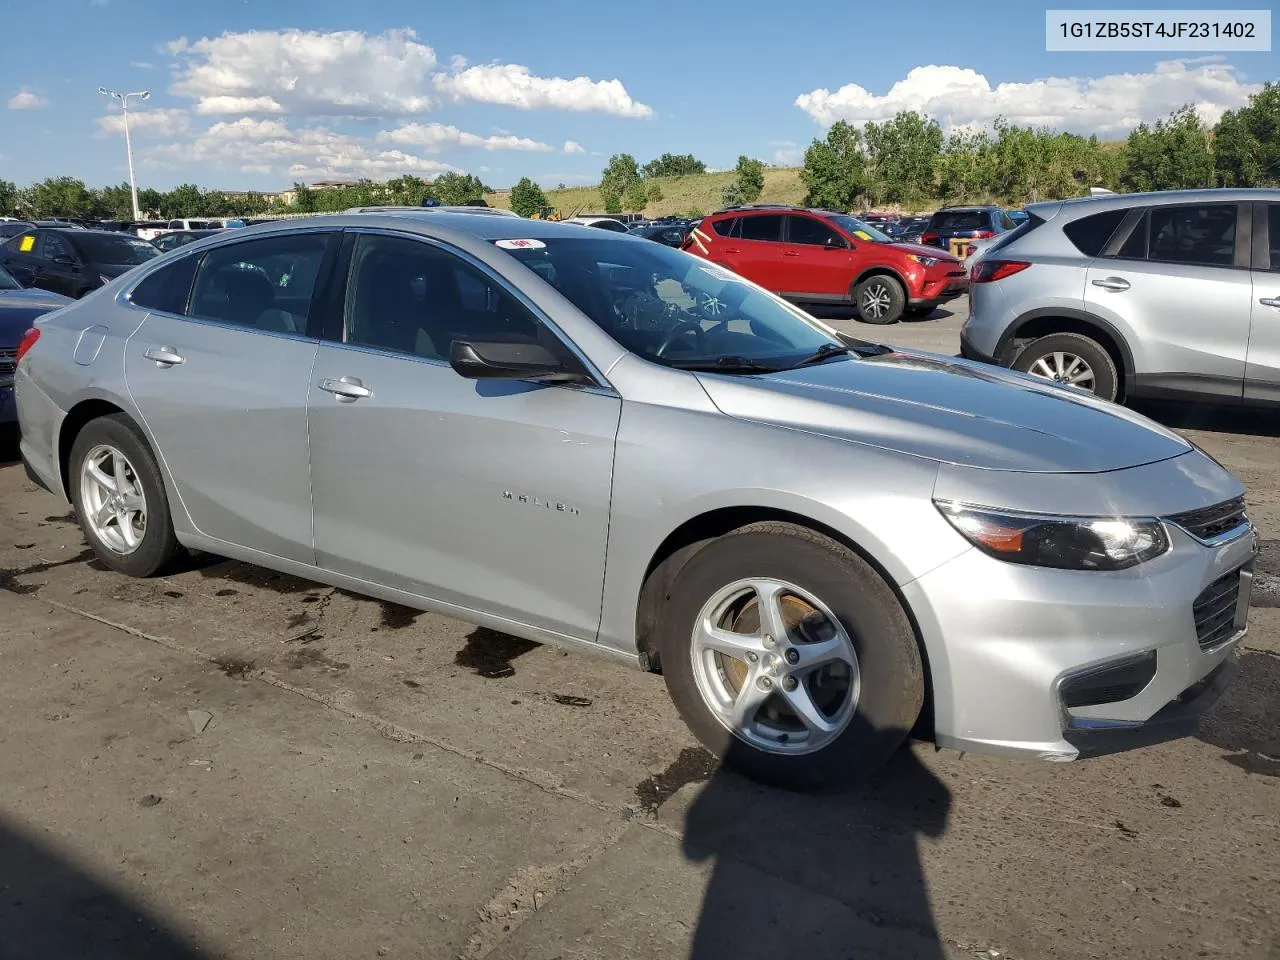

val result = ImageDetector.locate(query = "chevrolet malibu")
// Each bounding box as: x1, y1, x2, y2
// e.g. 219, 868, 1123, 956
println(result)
14, 213, 1254, 788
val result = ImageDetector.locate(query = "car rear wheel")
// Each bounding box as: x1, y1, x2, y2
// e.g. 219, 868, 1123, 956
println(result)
70, 414, 183, 577
657, 522, 924, 789
853, 275, 906, 325
1012, 332, 1119, 402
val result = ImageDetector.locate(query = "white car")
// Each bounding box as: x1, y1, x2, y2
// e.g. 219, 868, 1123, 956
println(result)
565, 216, 631, 233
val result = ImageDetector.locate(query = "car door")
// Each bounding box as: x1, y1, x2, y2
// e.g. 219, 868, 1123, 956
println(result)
1086, 202, 1252, 401
780, 215, 856, 297
1245, 201, 1280, 403
123, 230, 338, 562
307, 231, 621, 641
38, 232, 86, 297
732, 214, 787, 290
0, 230, 41, 288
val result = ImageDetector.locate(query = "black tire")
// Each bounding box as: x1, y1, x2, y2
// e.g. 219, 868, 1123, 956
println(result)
69, 414, 183, 577
853, 274, 906, 325
657, 522, 924, 790
1012, 332, 1119, 402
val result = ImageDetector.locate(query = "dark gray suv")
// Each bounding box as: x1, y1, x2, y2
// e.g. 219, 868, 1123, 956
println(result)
961, 189, 1280, 405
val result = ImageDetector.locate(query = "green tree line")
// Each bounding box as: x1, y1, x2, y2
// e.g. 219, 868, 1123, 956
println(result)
801, 83, 1279, 211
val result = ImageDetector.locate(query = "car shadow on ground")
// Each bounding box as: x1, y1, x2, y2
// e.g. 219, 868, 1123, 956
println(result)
1196, 649, 1280, 779
1131, 400, 1280, 438
806, 304, 959, 326
0, 816, 206, 959
682, 722, 951, 959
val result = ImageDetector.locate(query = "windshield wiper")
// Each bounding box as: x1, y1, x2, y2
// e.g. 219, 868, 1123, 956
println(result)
791, 343, 853, 367
671, 355, 781, 373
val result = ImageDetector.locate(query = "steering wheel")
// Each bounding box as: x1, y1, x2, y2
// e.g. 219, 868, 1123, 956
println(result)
655, 321, 707, 358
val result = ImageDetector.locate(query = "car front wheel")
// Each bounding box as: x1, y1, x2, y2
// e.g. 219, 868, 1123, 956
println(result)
69, 414, 183, 577
854, 275, 906, 324
658, 522, 924, 789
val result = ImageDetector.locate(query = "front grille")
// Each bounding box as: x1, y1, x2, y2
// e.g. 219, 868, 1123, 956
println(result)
1168, 497, 1248, 542
1193, 569, 1244, 650
0, 347, 15, 378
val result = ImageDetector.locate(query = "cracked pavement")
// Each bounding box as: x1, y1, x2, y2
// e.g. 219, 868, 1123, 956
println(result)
1, 301, 1277, 959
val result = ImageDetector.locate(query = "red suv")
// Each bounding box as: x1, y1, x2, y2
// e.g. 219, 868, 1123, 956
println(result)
682, 205, 965, 324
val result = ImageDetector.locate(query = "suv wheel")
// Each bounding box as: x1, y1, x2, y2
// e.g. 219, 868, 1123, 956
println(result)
1012, 332, 1119, 403
657, 522, 924, 789
854, 275, 905, 325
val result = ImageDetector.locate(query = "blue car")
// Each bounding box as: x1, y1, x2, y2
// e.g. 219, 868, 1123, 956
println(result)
0, 265, 71, 424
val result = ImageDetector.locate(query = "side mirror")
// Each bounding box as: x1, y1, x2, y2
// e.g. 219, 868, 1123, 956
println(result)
449, 340, 587, 383
51, 254, 77, 268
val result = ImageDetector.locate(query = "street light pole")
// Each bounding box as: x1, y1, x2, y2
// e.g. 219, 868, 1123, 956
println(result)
98, 87, 150, 221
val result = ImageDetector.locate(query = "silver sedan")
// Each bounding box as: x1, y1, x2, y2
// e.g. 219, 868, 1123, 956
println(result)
14, 211, 1254, 788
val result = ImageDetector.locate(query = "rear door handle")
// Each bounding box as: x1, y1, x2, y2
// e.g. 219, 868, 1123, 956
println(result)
319, 376, 372, 401
1091, 277, 1130, 292
143, 346, 184, 366
783, 251, 801, 257
1260, 298, 1280, 308
722, 248, 740, 254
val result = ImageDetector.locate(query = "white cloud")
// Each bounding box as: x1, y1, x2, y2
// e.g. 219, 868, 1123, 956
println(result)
131, 61, 155, 70
241, 163, 273, 174
377, 122, 552, 152
435, 63, 652, 117
563, 139, 585, 154
795, 59, 1262, 136
97, 107, 190, 138
8, 89, 47, 110
769, 139, 802, 166
168, 28, 438, 117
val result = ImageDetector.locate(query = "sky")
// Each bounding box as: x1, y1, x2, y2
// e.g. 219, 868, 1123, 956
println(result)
0, 0, 1275, 192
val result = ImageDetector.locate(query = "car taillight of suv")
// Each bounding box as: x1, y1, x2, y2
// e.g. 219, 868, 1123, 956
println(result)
969, 260, 1031, 283
684, 205, 967, 325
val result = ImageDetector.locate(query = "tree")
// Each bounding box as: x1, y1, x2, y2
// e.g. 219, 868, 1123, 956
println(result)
735, 155, 765, 203
720, 182, 744, 207
646, 181, 664, 204
860, 112, 942, 206
602, 190, 622, 215
291, 183, 317, 213
17, 176, 98, 219
642, 153, 706, 178
1121, 104, 1214, 192
0, 179, 18, 217
800, 121, 866, 210
137, 187, 164, 218
600, 153, 640, 199
159, 183, 207, 218
94, 183, 135, 220
433, 172, 486, 206
509, 177, 548, 217
1214, 82, 1280, 187
624, 177, 649, 212
385, 175, 436, 206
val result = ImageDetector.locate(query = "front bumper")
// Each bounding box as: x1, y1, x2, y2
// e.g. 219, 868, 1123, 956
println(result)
902, 521, 1254, 761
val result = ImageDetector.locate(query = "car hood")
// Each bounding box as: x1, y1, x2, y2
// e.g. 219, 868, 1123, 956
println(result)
695, 350, 1191, 474
0, 288, 72, 341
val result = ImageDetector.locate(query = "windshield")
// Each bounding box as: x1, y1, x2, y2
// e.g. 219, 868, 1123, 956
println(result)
929, 210, 987, 231
495, 237, 845, 371
0, 265, 21, 290
75, 234, 161, 265
821, 215, 893, 244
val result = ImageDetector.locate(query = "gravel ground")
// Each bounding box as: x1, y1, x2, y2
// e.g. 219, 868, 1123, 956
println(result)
0, 299, 1276, 959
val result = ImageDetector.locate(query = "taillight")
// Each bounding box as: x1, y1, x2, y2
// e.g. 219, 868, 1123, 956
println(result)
15, 327, 40, 364
971, 230, 995, 239
970, 260, 1031, 283
920, 232, 939, 245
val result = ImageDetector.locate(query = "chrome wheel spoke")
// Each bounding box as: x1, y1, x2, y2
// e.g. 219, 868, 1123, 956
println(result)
87, 461, 117, 494
120, 494, 145, 514
93, 500, 115, 526
779, 682, 840, 735
727, 671, 772, 729
752, 579, 792, 645
789, 635, 849, 674
696, 619, 766, 662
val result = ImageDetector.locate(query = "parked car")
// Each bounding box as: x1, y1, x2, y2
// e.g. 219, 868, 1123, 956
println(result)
896, 216, 933, 243
1, 227, 159, 299
962, 189, 1280, 406
1007, 209, 1030, 225
629, 223, 690, 247
920, 206, 1016, 259
565, 216, 631, 233
683, 205, 966, 323
134, 221, 174, 242
13, 212, 1252, 787
0, 265, 70, 424
0, 221, 34, 240
152, 229, 224, 253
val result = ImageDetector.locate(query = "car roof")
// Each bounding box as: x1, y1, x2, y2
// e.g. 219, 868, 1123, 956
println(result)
344, 205, 522, 218
1028, 187, 1280, 220
198, 211, 641, 244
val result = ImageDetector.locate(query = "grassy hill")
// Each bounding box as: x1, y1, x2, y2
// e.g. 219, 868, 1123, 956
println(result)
484, 167, 807, 218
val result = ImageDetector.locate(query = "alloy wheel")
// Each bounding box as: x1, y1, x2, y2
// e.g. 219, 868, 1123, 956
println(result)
80, 443, 148, 555
689, 578, 860, 755
1027, 351, 1096, 391
860, 282, 893, 320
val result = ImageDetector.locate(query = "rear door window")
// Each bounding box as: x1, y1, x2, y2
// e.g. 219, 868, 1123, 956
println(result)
1266, 204, 1280, 271
1115, 214, 1149, 260
188, 233, 332, 335
40, 233, 73, 261
739, 215, 783, 242
711, 217, 740, 238
1063, 209, 1129, 257
1147, 204, 1236, 267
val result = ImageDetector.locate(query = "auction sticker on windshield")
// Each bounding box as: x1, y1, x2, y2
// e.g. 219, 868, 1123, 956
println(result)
495, 238, 546, 250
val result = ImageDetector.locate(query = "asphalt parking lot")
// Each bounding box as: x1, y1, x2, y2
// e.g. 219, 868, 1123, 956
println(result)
1, 296, 1277, 960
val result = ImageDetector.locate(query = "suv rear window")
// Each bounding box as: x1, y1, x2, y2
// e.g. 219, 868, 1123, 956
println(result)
929, 210, 988, 231
1063, 208, 1128, 257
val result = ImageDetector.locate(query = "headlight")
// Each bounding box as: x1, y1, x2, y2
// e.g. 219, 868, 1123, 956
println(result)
907, 254, 940, 267
934, 500, 1169, 570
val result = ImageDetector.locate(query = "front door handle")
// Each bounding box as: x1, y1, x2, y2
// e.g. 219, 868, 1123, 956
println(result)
722, 248, 740, 254
319, 376, 372, 401
1091, 277, 1130, 292
783, 251, 801, 257
1260, 298, 1280, 308
143, 346, 184, 367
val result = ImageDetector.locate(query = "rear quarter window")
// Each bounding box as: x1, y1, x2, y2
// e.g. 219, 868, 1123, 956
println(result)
128, 255, 199, 314
983, 215, 1045, 256
711, 217, 740, 237
1062, 208, 1129, 257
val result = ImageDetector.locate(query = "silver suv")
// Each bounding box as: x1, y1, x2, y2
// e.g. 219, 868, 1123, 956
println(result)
961, 189, 1280, 405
